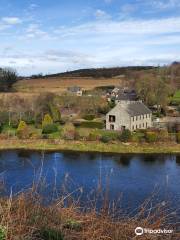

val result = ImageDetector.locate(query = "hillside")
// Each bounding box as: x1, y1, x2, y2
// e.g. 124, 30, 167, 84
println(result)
13, 63, 180, 95
30, 66, 156, 79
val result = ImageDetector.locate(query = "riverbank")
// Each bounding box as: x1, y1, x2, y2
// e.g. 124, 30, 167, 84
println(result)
0, 139, 179, 153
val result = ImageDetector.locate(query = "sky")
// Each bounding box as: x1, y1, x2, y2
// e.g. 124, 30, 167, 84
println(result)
0, 0, 180, 75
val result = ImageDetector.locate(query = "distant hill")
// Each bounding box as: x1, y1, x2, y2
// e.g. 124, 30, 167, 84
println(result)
30, 66, 157, 79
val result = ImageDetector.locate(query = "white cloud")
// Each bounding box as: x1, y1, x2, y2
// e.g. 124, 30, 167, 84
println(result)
144, 0, 180, 10
55, 17, 180, 37
1, 16, 180, 75
94, 9, 111, 20
2, 17, 22, 25
25, 23, 50, 39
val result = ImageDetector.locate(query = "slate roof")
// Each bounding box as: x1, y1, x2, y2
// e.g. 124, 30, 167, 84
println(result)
116, 90, 137, 101
108, 101, 152, 117
124, 102, 152, 116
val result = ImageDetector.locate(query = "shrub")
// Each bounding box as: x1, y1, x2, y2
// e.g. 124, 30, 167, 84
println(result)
30, 131, 42, 139
97, 105, 110, 115
169, 133, 177, 142
42, 134, 49, 139
100, 135, 112, 143
83, 114, 95, 121
158, 129, 169, 142
76, 128, 90, 140
177, 132, 180, 143
62, 123, 76, 140
79, 121, 104, 129
145, 131, 158, 143
0, 226, 6, 240
88, 132, 101, 141
119, 130, 132, 142
131, 132, 145, 143
0, 112, 9, 125
74, 130, 80, 140
17, 121, 30, 139
42, 124, 58, 134
64, 219, 82, 230
50, 104, 61, 123
39, 227, 64, 240
100, 131, 119, 142
42, 114, 53, 128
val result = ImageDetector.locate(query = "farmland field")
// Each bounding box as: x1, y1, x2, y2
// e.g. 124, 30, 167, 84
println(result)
14, 76, 123, 93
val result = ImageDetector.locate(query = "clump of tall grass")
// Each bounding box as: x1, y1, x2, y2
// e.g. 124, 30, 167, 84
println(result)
0, 187, 179, 240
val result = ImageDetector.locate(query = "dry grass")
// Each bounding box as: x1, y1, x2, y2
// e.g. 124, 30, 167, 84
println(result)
0, 188, 179, 240
14, 77, 122, 93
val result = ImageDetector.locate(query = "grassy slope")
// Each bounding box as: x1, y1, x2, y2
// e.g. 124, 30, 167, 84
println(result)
0, 139, 179, 153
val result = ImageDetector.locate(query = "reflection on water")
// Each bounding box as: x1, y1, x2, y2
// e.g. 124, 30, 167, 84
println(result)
0, 151, 179, 214
114, 155, 131, 167
176, 155, 180, 165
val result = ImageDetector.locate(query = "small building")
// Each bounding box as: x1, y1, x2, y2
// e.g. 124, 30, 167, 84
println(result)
115, 89, 137, 104
106, 101, 152, 131
67, 86, 83, 96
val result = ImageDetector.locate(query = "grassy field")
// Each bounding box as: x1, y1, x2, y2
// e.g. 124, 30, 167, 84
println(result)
0, 139, 179, 154
14, 76, 122, 93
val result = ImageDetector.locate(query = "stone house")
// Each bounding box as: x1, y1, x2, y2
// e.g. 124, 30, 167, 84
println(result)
106, 101, 152, 131
115, 89, 137, 104
67, 86, 83, 96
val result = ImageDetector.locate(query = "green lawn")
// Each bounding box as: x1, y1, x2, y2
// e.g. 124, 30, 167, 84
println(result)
171, 90, 180, 104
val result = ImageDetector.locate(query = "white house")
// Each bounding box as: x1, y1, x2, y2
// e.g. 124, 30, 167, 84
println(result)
106, 101, 152, 131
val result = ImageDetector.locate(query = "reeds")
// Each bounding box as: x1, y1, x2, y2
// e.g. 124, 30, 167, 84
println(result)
0, 186, 179, 240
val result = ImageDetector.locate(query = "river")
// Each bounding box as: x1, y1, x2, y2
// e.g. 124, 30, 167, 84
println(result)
0, 151, 180, 215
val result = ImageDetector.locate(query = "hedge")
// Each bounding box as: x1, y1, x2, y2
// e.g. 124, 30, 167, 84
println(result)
77, 121, 104, 129
83, 114, 95, 121
42, 124, 58, 134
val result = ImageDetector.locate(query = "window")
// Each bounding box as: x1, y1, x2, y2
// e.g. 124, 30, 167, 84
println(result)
132, 126, 134, 130
110, 124, 114, 130
136, 116, 138, 121
146, 122, 148, 128
109, 115, 116, 122
139, 124, 141, 129
143, 123, 144, 128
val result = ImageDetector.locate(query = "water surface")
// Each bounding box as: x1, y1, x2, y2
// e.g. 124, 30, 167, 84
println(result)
0, 151, 180, 214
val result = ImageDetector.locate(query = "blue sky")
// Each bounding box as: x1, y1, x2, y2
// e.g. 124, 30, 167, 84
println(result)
0, 0, 180, 75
